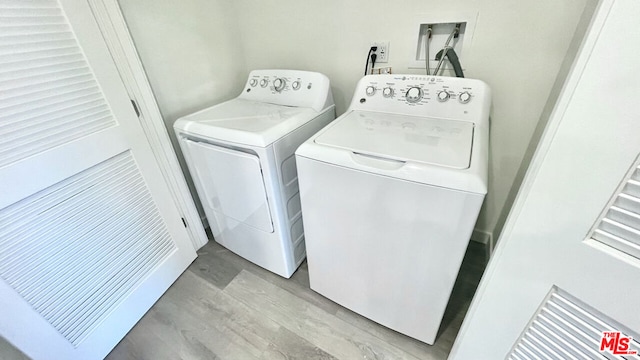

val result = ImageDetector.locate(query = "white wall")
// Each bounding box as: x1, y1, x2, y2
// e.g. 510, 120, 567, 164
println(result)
233, 0, 589, 239
492, 0, 600, 242
118, 0, 248, 216
120, 0, 588, 240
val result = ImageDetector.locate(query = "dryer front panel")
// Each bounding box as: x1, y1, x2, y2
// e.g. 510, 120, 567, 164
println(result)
184, 139, 274, 233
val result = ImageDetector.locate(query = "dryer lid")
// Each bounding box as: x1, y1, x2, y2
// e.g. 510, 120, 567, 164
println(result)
314, 111, 474, 169
174, 99, 319, 147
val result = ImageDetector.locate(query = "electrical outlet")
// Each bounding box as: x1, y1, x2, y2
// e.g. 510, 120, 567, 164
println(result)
371, 41, 389, 63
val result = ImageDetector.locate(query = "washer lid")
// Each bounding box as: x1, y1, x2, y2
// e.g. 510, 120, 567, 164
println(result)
174, 99, 318, 147
315, 111, 474, 169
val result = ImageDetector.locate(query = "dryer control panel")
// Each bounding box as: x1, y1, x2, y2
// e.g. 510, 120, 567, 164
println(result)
240, 70, 334, 113
349, 75, 491, 125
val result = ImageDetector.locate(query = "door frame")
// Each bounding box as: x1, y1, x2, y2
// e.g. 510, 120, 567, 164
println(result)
85, 0, 208, 250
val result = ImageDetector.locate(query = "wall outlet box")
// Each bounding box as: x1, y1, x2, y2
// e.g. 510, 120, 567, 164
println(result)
371, 41, 389, 63
410, 11, 478, 73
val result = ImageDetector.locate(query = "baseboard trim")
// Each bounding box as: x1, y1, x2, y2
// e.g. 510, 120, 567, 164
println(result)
471, 229, 493, 262
201, 215, 210, 232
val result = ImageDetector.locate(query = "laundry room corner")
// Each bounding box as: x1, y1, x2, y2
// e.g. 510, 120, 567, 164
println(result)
1, 0, 623, 357
113, 0, 594, 253
232, 0, 591, 251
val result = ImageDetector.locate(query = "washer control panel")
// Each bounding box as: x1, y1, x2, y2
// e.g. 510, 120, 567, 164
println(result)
350, 74, 490, 123
246, 73, 314, 94
240, 70, 333, 112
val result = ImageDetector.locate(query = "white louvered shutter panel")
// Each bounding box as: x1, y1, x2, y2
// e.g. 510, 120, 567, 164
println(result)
0, 0, 116, 167
0, 1, 196, 358
0, 152, 176, 346
508, 288, 640, 360
589, 158, 640, 260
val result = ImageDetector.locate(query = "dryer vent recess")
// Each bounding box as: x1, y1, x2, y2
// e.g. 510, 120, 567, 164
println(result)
416, 22, 467, 69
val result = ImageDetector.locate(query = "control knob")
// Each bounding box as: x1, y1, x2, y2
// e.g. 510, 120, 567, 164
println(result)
459, 91, 472, 104
259, 79, 269, 88
365, 86, 377, 96
405, 86, 423, 103
249, 79, 258, 87
382, 87, 394, 98
437, 90, 450, 102
273, 78, 286, 92
292, 80, 301, 90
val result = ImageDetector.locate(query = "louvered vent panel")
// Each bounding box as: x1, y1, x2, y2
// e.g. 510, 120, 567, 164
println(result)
0, 151, 176, 347
508, 288, 640, 360
0, 0, 117, 167
589, 160, 640, 260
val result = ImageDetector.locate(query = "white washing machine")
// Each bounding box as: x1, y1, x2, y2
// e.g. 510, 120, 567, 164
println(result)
295, 74, 490, 344
174, 70, 335, 278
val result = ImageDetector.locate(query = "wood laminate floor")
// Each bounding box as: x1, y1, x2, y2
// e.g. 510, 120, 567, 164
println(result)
1, 238, 487, 359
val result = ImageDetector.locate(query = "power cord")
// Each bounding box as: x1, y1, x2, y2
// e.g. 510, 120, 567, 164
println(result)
364, 46, 377, 76
370, 52, 378, 73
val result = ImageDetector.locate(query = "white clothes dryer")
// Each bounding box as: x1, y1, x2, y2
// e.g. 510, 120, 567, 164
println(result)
174, 70, 335, 278
295, 74, 490, 344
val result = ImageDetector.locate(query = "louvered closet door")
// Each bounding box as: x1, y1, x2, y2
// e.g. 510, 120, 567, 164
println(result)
0, 1, 196, 359
449, 0, 640, 358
